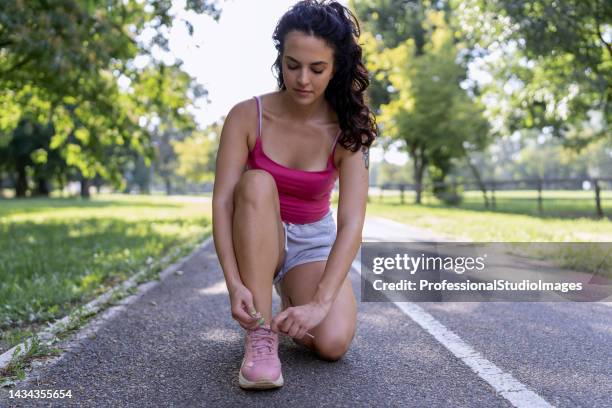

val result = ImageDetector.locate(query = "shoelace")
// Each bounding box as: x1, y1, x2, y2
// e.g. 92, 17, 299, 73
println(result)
249, 327, 276, 360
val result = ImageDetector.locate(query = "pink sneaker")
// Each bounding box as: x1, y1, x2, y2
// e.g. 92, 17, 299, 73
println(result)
238, 324, 283, 389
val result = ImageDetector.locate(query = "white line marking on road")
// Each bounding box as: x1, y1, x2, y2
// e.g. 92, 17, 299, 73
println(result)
393, 302, 554, 408
352, 254, 555, 408
598, 302, 612, 308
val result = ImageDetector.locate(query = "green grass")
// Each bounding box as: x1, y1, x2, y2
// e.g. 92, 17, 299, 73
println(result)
0, 335, 62, 381
367, 189, 611, 219
361, 194, 612, 242
356, 194, 612, 278
0, 194, 212, 354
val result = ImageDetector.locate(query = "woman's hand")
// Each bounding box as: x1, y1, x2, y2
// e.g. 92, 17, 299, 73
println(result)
271, 302, 330, 339
228, 284, 263, 330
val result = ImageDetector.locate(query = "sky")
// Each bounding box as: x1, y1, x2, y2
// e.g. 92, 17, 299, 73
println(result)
163, 0, 408, 165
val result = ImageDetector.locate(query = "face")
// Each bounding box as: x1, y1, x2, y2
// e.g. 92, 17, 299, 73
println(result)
281, 30, 335, 103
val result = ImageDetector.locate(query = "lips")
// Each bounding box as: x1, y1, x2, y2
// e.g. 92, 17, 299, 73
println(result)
294, 89, 312, 94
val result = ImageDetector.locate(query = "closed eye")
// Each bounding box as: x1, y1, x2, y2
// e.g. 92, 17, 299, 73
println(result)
287, 66, 324, 74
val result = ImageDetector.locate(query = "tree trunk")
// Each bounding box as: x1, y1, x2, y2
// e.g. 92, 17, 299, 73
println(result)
56, 174, 65, 197
80, 177, 91, 199
164, 177, 172, 195
411, 146, 426, 205
35, 177, 50, 196
93, 174, 103, 194
466, 158, 489, 208
15, 164, 28, 197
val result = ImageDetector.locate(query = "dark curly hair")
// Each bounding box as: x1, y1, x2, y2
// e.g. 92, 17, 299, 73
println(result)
272, 0, 377, 153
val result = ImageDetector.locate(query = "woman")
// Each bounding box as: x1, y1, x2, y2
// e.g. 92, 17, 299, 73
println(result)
212, 0, 376, 389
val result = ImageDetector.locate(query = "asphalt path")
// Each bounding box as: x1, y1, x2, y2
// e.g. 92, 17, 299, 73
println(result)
1, 215, 610, 407
360, 216, 612, 408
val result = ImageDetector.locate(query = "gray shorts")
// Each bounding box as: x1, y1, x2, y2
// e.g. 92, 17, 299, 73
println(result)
273, 209, 337, 290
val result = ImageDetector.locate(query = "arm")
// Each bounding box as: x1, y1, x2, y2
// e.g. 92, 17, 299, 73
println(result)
312, 144, 369, 311
212, 102, 248, 293
212, 100, 262, 329
271, 143, 369, 337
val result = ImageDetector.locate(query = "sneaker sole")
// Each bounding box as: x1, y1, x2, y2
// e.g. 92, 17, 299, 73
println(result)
238, 371, 284, 389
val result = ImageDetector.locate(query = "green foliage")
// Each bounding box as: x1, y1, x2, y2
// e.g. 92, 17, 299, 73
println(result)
125, 30, 213, 196
0, 1, 136, 95
498, 1, 610, 78
354, 0, 608, 198
350, 0, 451, 111
360, 7, 490, 202
375, 160, 413, 186
0, 0, 220, 197
131, 63, 206, 194
451, 0, 610, 147
453, 133, 612, 182
172, 122, 220, 184
0, 335, 62, 381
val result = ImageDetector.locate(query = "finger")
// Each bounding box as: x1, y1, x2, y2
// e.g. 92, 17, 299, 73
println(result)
246, 311, 264, 328
233, 306, 261, 327
242, 298, 257, 318
274, 317, 291, 334
246, 319, 261, 330
279, 314, 294, 334
234, 308, 258, 325
295, 327, 307, 339
287, 321, 300, 338
237, 313, 262, 330
236, 319, 253, 330
271, 310, 289, 333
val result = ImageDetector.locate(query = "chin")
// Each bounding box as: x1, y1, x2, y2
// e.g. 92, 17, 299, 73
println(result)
291, 90, 316, 102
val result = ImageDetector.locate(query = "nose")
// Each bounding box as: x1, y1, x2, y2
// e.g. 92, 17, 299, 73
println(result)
297, 68, 309, 86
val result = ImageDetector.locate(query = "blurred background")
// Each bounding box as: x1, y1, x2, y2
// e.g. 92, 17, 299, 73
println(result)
0, 0, 610, 362
0, 0, 610, 215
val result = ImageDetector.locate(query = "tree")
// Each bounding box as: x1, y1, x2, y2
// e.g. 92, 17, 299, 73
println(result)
375, 160, 414, 186
350, 0, 451, 112
0, 0, 220, 197
365, 10, 490, 203
451, 0, 611, 149
172, 122, 220, 185
131, 63, 206, 195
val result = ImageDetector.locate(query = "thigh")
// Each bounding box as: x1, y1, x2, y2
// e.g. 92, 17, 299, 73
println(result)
234, 170, 286, 273
280, 261, 357, 357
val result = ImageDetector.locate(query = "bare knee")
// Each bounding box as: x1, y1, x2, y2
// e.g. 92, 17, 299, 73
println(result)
313, 335, 351, 362
233, 170, 277, 208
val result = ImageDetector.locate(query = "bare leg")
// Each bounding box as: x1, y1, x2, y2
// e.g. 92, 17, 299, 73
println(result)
280, 261, 357, 361
232, 170, 285, 323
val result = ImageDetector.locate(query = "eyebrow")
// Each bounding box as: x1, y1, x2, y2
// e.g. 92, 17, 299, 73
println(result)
285, 56, 329, 66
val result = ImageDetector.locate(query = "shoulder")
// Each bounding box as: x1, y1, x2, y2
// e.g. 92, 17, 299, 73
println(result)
227, 92, 280, 123
226, 97, 257, 123
336, 134, 371, 156
335, 135, 371, 170
223, 97, 261, 148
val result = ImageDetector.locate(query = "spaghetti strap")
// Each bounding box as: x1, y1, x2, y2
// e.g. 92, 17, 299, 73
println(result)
331, 128, 341, 153
254, 95, 262, 139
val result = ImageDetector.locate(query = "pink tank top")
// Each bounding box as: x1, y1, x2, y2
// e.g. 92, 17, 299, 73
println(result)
246, 95, 340, 224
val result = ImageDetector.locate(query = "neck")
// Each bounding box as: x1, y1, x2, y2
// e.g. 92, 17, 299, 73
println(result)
279, 89, 328, 123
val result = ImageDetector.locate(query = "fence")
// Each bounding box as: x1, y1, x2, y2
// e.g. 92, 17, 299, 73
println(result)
372, 177, 612, 218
